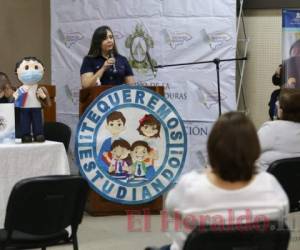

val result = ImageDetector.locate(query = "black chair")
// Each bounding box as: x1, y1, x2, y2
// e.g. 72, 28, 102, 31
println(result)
44, 121, 72, 151
267, 157, 300, 212
145, 246, 169, 250
0, 175, 89, 250
145, 222, 290, 250
182, 221, 290, 250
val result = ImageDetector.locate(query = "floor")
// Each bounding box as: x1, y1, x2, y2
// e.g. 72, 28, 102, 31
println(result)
49, 212, 300, 250
51, 213, 170, 250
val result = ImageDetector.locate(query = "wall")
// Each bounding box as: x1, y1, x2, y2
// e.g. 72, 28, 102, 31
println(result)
0, 0, 50, 86
0, 2, 283, 129
241, 9, 282, 127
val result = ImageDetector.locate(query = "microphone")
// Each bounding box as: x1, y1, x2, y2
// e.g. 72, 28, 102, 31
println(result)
108, 50, 117, 73
146, 51, 157, 77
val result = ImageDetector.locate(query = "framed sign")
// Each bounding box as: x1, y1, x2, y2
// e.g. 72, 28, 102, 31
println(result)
0, 104, 15, 143
75, 85, 187, 204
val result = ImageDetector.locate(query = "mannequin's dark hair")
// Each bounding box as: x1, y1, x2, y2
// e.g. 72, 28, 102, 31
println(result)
15, 56, 44, 73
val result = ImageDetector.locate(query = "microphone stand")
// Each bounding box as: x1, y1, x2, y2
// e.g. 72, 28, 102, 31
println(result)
155, 57, 247, 117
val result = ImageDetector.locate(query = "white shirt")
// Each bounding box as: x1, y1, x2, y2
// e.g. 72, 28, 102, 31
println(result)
24, 84, 41, 108
165, 171, 289, 250
257, 120, 300, 171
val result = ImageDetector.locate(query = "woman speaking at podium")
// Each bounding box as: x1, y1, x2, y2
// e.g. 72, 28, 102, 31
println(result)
80, 26, 135, 88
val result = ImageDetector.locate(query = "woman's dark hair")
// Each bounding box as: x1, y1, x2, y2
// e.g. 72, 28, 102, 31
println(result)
279, 88, 300, 122
87, 26, 118, 58
0, 72, 11, 85
207, 112, 260, 182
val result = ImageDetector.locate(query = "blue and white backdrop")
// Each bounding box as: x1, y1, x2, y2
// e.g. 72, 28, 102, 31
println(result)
51, 0, 236, 174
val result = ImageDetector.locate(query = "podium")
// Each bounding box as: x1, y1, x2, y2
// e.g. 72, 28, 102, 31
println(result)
40, 84, 56, 122
79, 85, 164, 216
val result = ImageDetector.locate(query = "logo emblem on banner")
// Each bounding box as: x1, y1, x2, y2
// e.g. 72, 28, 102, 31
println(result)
125, 24, 157, 73
76, 85, 187, 204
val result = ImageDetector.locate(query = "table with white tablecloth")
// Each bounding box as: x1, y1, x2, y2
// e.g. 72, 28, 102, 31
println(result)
0, 140, 70, 226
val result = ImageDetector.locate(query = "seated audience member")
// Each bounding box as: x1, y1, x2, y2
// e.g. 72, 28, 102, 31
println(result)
0, 72, 14, 103
164, 112, 289, 250
268, 65, 283, 120
257, 88, 300, 171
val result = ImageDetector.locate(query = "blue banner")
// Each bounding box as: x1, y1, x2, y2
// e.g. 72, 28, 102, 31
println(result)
282, 9, 300, 88
282, 9, 300, 29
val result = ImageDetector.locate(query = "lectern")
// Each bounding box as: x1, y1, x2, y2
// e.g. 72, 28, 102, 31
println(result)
79, 85, 164, 216
40, 84, 56, 122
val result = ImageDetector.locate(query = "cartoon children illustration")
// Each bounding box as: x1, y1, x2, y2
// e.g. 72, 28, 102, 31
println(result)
103, 139, 131, 180
130, 140, 154, 181
98, 111, 126, 172
137, 114, 161, 165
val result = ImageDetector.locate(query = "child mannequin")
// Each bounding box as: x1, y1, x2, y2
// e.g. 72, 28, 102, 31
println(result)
13, 57, 51, 143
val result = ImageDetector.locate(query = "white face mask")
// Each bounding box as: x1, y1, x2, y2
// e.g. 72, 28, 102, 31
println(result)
18, 70, 43, 84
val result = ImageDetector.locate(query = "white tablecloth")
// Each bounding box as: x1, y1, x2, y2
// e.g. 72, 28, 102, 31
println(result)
0, 140, 70, 226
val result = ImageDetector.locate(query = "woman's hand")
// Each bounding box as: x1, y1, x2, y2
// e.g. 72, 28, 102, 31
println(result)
102, 58, 115, 71
81, 58, 116, 88
4, 87, 14, 98
286, 77, 296, 88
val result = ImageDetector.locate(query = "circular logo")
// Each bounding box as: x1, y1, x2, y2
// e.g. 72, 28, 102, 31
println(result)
75, 85, 187, 204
